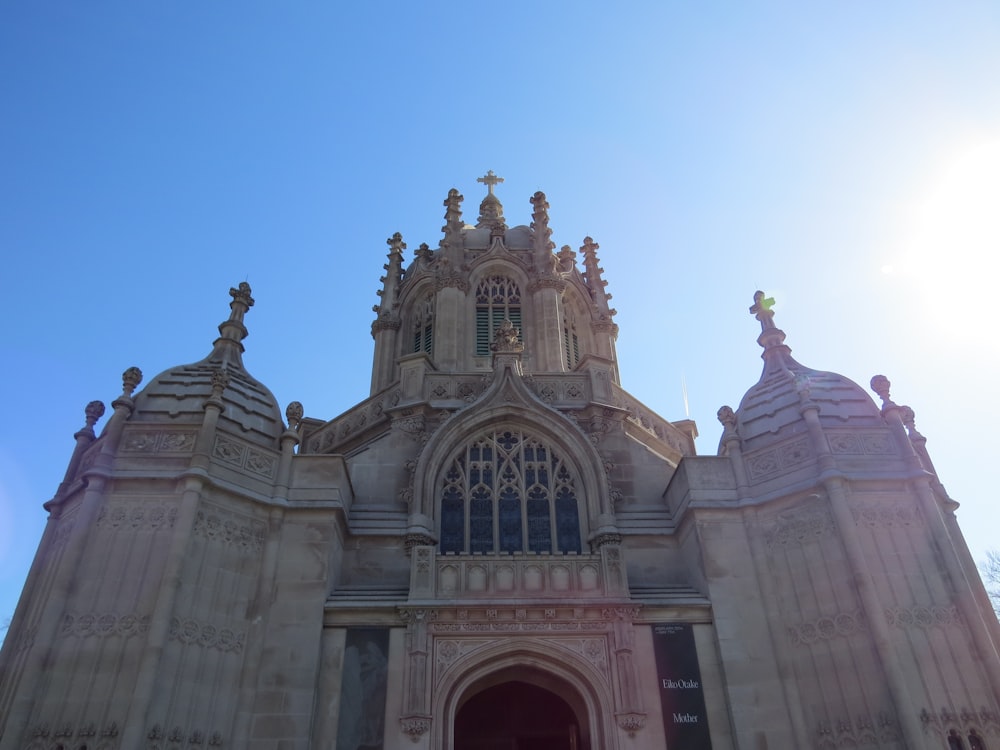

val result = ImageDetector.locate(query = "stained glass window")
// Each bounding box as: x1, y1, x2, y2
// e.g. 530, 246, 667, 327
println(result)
438, 429, 582, 554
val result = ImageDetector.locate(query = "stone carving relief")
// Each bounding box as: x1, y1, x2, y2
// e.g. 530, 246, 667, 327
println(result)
147, 723, 225, 748
786, 610, 866, 646
852, 503, 924, 528
96, 502, 178, 532
121, 429, 197, 454
52, 519, 76, 548
10, 623, 38, 655
60, 612, 150, 639
212, 436, 276, 479
885, 605, 962, 630
919, 706, 1000, 740
307, 394, 392, 454
763, 505, 835, 549
192, 506, 265, 553
167, 617, 245, 654
816, 711, 899, 748
433, 555, 604, 599
28, 720, 120, 750
827, 430, 895, 456
745, 437, 812, 481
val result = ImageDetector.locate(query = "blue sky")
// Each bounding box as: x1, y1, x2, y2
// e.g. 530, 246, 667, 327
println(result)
2, 2, 999, 636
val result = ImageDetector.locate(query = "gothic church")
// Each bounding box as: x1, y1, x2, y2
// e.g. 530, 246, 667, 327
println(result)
1, 174, 998, 750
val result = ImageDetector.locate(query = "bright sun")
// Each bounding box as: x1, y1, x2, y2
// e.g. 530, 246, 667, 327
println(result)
888, 138, 1000, 345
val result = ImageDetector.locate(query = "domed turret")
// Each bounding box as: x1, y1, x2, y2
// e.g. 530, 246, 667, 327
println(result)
131, 282, 283, 448
724, 291, 881, 455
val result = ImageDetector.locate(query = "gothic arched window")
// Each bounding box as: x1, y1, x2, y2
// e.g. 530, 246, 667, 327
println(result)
439, 429, 582, 554
475, 276, 521, 355
412, 292, 434, 354
563, 308, 580, 370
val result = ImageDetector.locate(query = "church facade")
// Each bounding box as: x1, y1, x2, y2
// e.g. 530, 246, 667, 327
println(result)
1, 175, 998, 750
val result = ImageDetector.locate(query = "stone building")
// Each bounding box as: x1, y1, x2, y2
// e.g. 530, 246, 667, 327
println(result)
1, 174, 998, 750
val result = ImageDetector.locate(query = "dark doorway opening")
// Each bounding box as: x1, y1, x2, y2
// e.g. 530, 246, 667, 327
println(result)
454, 680, 583, 750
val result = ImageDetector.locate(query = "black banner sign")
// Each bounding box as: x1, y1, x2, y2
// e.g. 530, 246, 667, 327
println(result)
651, 623, 713, 749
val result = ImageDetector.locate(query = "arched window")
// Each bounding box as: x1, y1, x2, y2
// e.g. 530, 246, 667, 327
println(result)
949, 729, 967, 750
439, 428, 582, 554
563, 307, 580, 369
475, 276, 521, 356
968, 731, 986, 750
412, 292, 434, 354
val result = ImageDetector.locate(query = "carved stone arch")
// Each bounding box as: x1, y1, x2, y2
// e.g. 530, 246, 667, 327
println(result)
410, 396, 614, 545
434, 640, 617, 750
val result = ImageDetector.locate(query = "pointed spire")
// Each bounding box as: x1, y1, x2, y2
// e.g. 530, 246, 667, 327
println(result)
476, 170, 507, 234
374, 233, 405, 317
530, 191, 556, 269
442, 188, 464, 239
210, 282, 255, 366
580, 237, 616, 318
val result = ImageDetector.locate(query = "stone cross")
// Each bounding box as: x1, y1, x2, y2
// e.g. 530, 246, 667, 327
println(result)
750, 290, 776, 331
477, 170, 504, 195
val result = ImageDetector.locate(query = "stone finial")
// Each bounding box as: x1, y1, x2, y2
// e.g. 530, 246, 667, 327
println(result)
121, 367, 143, 397
490, 319, 524, 353
442, 188, 464, 237
210, 368, 230, 398
415, 242, 434, 263
286, 401, 304, 430
870, 374, 894, 407
375, 233, 406, 318
899, 405, 922, 438
557, 244, 576, 273
530, 190, 556, 260
749, 290, 776, 331
230, 281, 254, 310
580, 237, 615, 316
85, 400, 106, 426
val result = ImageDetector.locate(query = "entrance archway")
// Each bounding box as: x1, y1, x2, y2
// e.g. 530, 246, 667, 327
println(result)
454, 680, 584, 750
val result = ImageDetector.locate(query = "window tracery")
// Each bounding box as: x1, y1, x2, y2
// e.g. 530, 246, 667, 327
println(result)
439, 429, 582, 554
475, 276, 521, 356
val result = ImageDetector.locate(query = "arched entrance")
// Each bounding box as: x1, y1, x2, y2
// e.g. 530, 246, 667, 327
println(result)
454, 680, 584, 750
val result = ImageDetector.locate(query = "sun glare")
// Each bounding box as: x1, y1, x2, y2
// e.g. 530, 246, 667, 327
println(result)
890, 138, 1000, 344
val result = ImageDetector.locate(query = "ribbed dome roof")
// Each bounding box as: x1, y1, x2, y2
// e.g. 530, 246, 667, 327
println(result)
131, 283, 283, 448
726, 292, 881, 454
